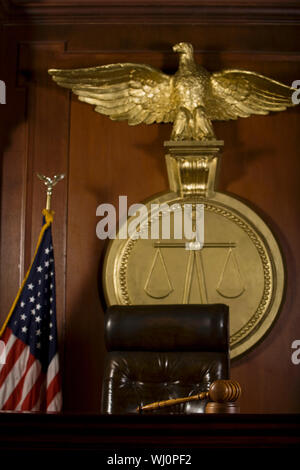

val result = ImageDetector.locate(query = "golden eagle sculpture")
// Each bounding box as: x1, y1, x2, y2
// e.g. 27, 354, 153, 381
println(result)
49, 42, 295, 141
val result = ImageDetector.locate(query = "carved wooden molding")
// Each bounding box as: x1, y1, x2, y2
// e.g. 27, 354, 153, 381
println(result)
1, 0, 300, 24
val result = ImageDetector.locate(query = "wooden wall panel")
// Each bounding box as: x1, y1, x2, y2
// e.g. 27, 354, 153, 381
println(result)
0, 8, 300, 412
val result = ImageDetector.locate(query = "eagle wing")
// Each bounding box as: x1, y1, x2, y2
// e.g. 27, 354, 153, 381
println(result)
205, 69, 295, 121
49, 63, 174, 125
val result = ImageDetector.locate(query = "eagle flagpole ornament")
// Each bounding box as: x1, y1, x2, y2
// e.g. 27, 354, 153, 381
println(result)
49, 43, 296, 360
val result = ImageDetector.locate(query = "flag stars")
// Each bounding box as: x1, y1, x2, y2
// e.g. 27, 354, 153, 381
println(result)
35, 316, 41, 323
20, 301, 25, 308
36, 329, 41, 336
36, 343, 41, 349
45, 248, 50, 254
27, 283, 34, 290
36, 304, 41, 311
49, 335, 53, 341
29, 296, 35, 303
37, 266, 43, 272
21, 326, 28, 333
21, 314, 27, 321
31, 309, 36, 316
45, 261, 50, 268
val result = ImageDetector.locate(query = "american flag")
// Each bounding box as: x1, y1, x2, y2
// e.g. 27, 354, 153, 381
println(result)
0, 210, 62, 411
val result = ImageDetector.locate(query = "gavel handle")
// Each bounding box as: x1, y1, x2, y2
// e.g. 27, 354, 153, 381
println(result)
137, 379, 241, 413
137, 391, 208, 412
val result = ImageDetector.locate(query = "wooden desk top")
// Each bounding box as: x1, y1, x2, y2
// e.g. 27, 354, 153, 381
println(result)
0, 412, 299, 454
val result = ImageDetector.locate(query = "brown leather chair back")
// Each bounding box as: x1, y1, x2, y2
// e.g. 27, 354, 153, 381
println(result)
101, 304, 229, 414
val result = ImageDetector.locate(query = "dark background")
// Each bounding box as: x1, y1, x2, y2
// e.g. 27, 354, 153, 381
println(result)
0, 0, 299, 413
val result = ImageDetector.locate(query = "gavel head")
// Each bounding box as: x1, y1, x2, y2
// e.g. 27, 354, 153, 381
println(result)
208, 379, 241, 403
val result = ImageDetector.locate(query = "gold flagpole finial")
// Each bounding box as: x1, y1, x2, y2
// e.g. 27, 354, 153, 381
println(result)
37, 173, 65, 211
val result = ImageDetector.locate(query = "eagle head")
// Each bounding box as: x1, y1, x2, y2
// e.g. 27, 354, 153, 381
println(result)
173, 42, 194, 56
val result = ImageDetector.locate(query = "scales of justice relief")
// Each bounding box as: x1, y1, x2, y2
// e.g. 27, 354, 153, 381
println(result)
50, 43, 297, 359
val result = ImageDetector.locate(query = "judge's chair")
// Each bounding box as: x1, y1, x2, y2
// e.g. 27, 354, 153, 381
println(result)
101, 304, 238, 414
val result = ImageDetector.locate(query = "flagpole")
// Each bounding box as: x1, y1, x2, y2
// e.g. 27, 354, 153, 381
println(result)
37, 173, 65, 211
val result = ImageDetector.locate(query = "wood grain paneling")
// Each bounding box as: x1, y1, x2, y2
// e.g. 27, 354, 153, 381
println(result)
0, 8, 299, 412
2, 0, 300, 24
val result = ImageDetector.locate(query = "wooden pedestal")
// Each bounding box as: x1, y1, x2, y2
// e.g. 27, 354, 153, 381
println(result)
205, 402, 240, 413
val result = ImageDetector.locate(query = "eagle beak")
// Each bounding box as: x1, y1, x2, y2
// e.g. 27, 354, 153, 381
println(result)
173, 43, 184, 53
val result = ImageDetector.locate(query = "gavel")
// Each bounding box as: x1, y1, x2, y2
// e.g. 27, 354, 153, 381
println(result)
137, 379, 241, 412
